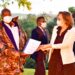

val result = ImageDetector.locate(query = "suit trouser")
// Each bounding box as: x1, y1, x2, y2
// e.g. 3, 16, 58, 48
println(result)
35, 51, 46, 75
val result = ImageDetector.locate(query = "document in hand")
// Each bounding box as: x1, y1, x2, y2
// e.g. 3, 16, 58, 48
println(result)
23, 38, 41, 54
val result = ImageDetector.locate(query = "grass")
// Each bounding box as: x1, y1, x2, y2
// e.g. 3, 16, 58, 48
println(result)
23, 68, 48, 75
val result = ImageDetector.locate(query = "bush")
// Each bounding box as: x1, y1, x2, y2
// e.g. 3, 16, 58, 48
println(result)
24, 57, 48, 69
24, 57, 36, 68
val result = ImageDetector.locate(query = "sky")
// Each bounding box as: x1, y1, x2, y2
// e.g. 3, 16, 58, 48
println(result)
0, 0, 75, 15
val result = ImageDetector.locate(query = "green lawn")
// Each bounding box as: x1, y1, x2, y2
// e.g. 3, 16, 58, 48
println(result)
23, 68, 48, 75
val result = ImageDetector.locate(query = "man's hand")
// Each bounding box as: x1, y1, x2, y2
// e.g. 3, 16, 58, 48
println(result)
37, 44, 52, 51
20, 52, 30, 58
0, 42, 4, 50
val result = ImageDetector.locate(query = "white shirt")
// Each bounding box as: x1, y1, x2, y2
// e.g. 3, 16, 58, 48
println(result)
5, 23, 19, 49
38, 26, 46, 35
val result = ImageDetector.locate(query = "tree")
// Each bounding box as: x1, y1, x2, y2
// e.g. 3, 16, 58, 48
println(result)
47, 17, 56, 34
68, 7, 75, 13
19, 14, 36, 38
0, 0, 31, 10
40, 13, 51, 22
68, 7, 75, 24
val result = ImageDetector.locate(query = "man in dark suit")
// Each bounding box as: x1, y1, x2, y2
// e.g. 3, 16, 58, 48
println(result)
31, 16, 49, 75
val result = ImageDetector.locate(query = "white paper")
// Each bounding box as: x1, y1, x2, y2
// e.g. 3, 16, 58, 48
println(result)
23, 38, 41, 54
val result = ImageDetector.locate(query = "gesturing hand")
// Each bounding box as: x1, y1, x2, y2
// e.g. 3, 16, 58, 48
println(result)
37, 44, 52, 51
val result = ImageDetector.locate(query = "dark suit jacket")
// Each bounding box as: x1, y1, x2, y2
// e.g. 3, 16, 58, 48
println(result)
31, 27, 49, 60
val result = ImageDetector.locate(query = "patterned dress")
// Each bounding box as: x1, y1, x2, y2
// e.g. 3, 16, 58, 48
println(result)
0, 21, 27, 75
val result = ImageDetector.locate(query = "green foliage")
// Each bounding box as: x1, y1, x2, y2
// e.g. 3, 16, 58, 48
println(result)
16, 0, 31, 10
68, 7, 75, 24
47, 17, 56, 34
23, 69, 48, 75
68, 7, 75, 13
0, 15, 2, 21
0, 0, 9, 8
24, 57, 36, 68
24, 56, 49, 69
19, 14, 36, 38
39, 13, 51, 22
23, 69, 35, 75
0, 0, 31, 10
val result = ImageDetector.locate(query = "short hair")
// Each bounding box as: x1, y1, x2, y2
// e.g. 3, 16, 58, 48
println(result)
57, 11, 74, 27
1, 8, 11, 16
37, 16, 45, 23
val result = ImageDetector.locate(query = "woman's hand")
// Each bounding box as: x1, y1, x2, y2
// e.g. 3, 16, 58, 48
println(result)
42, 44, 52, 51
37, 44, 52, 51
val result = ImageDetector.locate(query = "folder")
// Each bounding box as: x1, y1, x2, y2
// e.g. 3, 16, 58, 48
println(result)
23, 38, 41, 54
